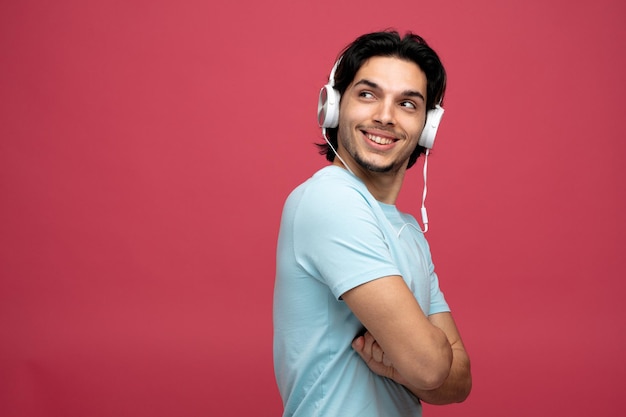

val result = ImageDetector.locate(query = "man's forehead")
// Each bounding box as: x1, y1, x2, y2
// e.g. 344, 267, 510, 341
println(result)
352, 56, 427, 95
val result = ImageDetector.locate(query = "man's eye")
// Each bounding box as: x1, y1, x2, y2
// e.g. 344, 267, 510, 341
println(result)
359, 91, 374, 99
400, 101, 417, 109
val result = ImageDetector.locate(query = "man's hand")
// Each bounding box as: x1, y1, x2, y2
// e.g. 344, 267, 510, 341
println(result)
352, 330, 410, 386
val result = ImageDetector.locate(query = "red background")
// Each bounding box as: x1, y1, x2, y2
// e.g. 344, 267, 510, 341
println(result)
1, 1, 625, 416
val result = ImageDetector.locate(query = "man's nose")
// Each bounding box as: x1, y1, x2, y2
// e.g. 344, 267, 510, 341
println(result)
373, 99, 396, 126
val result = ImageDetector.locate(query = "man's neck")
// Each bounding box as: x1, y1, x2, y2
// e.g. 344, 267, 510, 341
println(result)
332, 159, 405, 205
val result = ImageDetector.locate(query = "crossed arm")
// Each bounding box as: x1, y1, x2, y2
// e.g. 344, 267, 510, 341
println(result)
342, 275, 472, 404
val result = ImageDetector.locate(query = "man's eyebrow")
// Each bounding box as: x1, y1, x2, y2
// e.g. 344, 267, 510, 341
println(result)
402, 90, 426, 102
354, 79, 380, 90
353, 78, 425, 102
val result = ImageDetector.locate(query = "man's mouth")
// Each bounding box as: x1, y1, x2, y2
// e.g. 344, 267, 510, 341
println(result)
365, 132, 396, 145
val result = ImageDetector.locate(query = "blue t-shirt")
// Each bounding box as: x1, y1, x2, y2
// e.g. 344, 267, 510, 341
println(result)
273, 166, 449, 417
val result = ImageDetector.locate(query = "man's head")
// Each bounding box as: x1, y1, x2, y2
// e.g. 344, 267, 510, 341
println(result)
317, 30, 447, 169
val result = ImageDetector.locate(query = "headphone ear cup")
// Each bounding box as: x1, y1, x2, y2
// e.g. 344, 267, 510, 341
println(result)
317, 85, 340, 128
418, 105, 445, 149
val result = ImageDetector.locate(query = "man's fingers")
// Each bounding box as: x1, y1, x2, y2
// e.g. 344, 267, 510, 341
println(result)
383, 353, 393, 367
352, 331, 397, 380
371, 341, 384, 363
351, 335, 364, 351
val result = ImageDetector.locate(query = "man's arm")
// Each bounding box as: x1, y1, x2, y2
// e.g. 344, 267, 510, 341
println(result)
342, 276, 453, 390
352, 311, 472, 404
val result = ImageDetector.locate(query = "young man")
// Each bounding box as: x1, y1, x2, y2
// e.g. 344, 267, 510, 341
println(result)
273, 30, 471, 416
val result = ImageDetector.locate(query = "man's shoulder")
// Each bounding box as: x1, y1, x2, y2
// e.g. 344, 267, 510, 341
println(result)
281, 166, 379, 233
289, 166, 369, 205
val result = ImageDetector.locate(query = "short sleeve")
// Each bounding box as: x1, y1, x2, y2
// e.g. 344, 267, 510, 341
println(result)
292, 174, 401, 299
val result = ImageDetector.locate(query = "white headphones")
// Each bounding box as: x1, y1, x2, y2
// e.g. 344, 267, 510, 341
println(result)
317, 58, 445, 149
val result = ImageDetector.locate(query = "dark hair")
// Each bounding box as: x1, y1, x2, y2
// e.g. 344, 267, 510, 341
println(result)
317, 30, 447, 169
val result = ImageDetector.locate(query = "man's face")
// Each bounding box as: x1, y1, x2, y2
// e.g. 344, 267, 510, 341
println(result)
337, 56, 427, 175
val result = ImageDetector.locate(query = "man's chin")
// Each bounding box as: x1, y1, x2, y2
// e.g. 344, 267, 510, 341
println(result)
355, 157, 396, 174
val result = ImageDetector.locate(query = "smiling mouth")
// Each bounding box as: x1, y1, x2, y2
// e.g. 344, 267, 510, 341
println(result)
364, 132, 396, 145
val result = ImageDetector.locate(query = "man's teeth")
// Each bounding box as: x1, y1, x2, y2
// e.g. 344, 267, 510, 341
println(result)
366, 133, 394, 145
